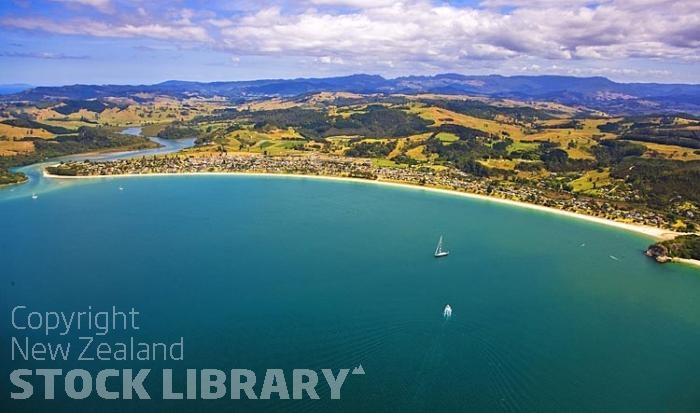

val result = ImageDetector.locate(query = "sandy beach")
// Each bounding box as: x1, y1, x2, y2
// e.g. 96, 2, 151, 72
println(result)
41, 169, 700, 268
43, 168, 687, 240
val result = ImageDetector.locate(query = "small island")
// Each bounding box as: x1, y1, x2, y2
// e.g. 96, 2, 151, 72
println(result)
646, 234, 700, 264
0, 169, 27, 186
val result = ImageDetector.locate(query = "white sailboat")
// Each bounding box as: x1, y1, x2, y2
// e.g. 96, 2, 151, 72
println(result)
443, 304, 452, 319
434, 235, 449, 258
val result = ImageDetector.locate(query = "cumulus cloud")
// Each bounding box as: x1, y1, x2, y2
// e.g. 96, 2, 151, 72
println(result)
215, 0, 699, 64
1, 0, 698, 76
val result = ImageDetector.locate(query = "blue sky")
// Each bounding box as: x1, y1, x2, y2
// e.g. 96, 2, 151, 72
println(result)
1, 0, 698, 86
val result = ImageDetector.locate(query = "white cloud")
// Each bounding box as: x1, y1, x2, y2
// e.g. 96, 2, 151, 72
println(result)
318, 55, 345, 64
308, 0, 400, 8
479, 0, 596, 8
216, 1, 699, 65
2, 17, 211, 42
2, 0, 698, 78
50, 0, 113, 13
207, 18, 234, 28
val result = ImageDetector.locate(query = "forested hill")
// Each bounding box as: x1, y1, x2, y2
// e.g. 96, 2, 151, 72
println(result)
6, 74, 700, 116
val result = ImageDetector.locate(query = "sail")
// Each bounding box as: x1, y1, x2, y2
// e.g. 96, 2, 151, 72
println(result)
434, 235, 449, 257
443, 305, 452, 318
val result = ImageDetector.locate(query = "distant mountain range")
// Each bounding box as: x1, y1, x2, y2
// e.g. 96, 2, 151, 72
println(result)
0, 84, 32, 95
5, 74, 700, 115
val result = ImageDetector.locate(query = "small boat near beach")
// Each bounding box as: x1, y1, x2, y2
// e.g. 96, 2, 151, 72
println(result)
31, 193, 38, 199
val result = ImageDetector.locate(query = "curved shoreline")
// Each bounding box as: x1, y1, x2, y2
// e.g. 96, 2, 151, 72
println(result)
42, 169, 700, 268
43, 169, 685, 239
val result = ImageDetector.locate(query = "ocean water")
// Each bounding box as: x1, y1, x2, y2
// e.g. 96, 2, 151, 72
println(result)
1, 173, 700, 412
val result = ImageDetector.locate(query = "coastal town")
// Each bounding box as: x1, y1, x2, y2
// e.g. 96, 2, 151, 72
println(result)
46, 152, 674, 232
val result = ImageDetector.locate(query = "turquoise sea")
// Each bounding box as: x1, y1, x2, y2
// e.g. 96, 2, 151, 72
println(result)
1, 140, 700, 412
